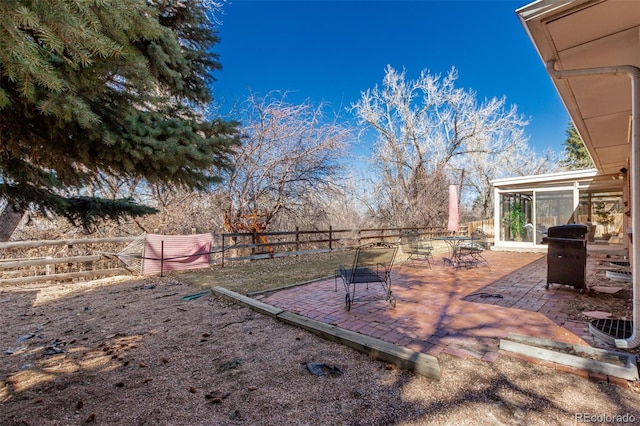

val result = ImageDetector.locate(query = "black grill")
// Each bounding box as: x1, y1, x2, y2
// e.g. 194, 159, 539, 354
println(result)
545, 224, 588, 291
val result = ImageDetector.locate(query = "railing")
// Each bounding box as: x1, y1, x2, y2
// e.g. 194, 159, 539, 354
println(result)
0, 226, 449, 284
0, 237, 137, 285
217, 226, 445, 266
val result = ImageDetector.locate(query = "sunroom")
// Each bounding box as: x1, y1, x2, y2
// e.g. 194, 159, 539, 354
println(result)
491, 168, 627, 250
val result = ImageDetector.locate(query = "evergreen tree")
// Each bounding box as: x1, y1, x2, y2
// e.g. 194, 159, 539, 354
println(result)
0, 0, 239, 230
561, 122, 594, 170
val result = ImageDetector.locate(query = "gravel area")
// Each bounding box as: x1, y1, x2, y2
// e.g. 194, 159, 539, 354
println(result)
2, 275, 640, 425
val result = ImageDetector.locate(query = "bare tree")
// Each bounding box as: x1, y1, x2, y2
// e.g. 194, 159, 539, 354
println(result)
220, 92, 353, 231
287, 175, 367, 230
351, 65, 533, 225
84, 175, 229, 235
462, 143, 563, 220
9, 175, 225, 238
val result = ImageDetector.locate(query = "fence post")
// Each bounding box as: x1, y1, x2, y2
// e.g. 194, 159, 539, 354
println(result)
221, 233, 225, 268
160, 240, 164, 278
296, 227, 300, 253
67, 244, 73, 273
45, 256, 52, 275
329, 226, 333, 251
252, 232, 256, 257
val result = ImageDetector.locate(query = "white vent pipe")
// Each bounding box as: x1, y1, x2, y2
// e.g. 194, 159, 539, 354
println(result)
545, 60, 640, 348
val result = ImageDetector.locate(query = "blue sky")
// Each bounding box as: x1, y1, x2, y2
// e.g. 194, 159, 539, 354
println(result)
211, 0, 571, 157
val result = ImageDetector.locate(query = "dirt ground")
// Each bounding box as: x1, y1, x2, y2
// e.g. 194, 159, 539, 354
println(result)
2, 272, 640, 426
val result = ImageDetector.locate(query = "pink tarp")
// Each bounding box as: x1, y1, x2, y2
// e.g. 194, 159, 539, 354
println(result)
142, 233, 212, 275
447, 184, 459, 233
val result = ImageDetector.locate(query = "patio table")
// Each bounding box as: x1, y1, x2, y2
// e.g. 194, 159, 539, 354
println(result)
431, 236, 477, 267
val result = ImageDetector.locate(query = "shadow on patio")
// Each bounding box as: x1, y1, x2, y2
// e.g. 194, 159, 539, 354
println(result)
255, 249, 617, 362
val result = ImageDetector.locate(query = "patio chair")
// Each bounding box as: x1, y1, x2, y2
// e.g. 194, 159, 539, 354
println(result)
335, 242, 398, 311
399, 230, 433, 268
457, 241, 490, 269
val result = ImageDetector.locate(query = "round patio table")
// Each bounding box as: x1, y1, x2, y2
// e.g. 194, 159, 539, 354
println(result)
431, 236, 477, 267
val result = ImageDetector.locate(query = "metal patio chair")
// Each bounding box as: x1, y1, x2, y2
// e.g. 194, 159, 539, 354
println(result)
456, 241, 490, 269
399, 230, 433, 268
335, 242, 398, 311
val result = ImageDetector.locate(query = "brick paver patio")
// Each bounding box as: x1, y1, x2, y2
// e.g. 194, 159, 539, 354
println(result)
255, 250, 608, 362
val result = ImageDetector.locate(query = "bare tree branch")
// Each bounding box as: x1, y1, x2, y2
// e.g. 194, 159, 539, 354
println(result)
351, 65, 545, 225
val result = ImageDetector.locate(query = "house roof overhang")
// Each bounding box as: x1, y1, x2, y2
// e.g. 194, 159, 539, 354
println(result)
516, 1, 640, 350
491, 168, 623, 191
517, 0, 640, 175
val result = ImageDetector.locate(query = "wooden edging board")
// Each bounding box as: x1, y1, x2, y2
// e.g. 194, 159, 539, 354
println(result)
212, 286, 441, 380
500, 332, 639, 381
212, 287, 283, 318
277, 311, 441, 380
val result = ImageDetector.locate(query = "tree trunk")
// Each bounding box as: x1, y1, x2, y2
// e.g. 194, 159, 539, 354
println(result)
0, 205, 25, 242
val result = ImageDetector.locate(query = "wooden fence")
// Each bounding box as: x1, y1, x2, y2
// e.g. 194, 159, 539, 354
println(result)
0, 237, 138, 285
217, 226, 446, 266
0, 226, 449, 285
465, 219, 495, 238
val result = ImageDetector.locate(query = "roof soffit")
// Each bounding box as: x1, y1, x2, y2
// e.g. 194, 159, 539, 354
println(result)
518, 0, 640, 175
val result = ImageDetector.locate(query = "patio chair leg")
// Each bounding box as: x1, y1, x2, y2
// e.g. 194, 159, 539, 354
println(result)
389, 292, 396, 308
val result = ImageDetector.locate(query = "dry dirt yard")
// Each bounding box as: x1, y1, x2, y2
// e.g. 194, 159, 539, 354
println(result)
2, 274, 640, 426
